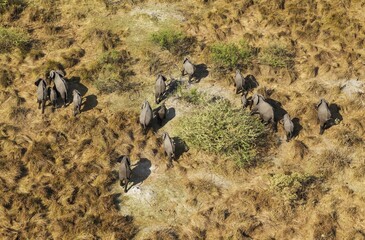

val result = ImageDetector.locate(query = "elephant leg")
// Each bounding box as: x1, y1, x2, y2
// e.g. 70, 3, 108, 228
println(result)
286, 132, 291, 142
78, 105, 81, 114
38, 101, 41, 109
272, 120, 278, 132
41, 100, 45, 114
124, 179, 129, 193
319, 125, 324, 135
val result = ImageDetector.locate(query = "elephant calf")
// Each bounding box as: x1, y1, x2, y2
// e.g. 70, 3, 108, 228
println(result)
139, 100, 153, 134
119, 155, 132, 193
49, 70, 68, 107
283, 114, 294, 142
250, 94, 276, 131
234, 69, 246, 94
241, 92, 249, 109
48, 86, 58, 109
162, 132, 175, 167
182, 57, 196, 83
316, 98, 331, 135
157, 102, 167, 126
155, 74, 167, 104
35, 78, 48, 114
72, 89, 82, 117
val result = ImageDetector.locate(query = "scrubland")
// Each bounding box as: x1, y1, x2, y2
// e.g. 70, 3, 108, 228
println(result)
1, 0, 365, 239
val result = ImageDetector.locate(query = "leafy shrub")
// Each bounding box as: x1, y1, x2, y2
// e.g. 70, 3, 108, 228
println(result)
210, 40, 254, 69
151, 29, 195, 56
270, 172, 316, 203
259, 44, 294, 68
0, 27, 30, 53
177, 87, 205, 105
176, 99, 265, 167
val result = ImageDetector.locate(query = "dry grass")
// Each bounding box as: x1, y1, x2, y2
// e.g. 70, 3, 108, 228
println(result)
1, 0, 365, 238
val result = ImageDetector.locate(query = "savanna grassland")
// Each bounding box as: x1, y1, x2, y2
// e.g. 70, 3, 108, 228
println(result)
1, 0, 365, 239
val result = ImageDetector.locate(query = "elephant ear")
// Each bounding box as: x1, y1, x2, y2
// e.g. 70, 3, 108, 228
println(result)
55, 70, 65, 77
34, 78, 42, 86
315, 100, 322, 109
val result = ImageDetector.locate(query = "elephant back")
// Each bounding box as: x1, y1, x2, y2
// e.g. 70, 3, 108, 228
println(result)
119, 157, 131, 180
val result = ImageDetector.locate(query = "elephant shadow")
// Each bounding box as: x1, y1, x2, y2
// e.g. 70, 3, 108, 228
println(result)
129, 158, 152, 190
172, 137, 189, 161
192, 64, 209, 83
152, 107, 176, 131
112, 193, 122, 211
244, 74, 259, 92
67, 76, 88, 97
292, 117, 303, 138
82, 94, 98, 112
328, 103, 343, 128
166, 78, 183, 96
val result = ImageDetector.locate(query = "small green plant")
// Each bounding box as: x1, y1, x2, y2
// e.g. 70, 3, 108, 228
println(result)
0, 27, 30, 53
177, 87, 205, 105
210, 40, 254, 69
270, 172, 316, 203
176, 99, 265, 167
259, 44, 294, 68
151, 29, 194, 55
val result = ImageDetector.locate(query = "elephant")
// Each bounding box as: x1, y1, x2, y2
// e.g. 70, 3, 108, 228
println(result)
181, 57, 196, 83
241, 92, 249, 109
119, 155, 131, 193
49, 70, 68, 107
250, 94, 276, 131
35, 78, 48, 114
234, 69, 246, 94
283, 113, 294, 142
72, 89, 82, 117
162, 132, 175, 167
316, 98, 331, 135
155, 74, 167, 104
156, 102, 167, 126
139, 100, 153, 134
47, 86, 58, 109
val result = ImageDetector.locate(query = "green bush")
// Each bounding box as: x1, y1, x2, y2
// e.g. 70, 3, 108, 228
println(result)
210, 41, 254, 68
0, 27, 30, 53
259, 44, 294, 68
151, 29, 194, 56
270, 172, 316, 203
177, 87, 205, 105
176, 99, 265, 167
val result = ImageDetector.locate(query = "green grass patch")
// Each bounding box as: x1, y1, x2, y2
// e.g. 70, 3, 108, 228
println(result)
0, 27, 30, 53
177, 87, 205, 105
210, 40, 254, 69
270, 172, 316, 203
259, 44, 294, 68
151, 29, 195, 56
176, 99, 265, 167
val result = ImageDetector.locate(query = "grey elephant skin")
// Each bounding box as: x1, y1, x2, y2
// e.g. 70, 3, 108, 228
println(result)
283, 113, 294, 142
72, 89, 82, 117
35, 78, 48, 114
48, 86, 57, 109
182, 57, 196, 82
156, 102, 167, 126
155, 74, 166, 104
119, 156, 132, 193
139, 100, 153, 134
316, 98, 331, 135
250, 94, 276, 131
162, 132, 175, 167
234, 69, 245, 94
49, 70, 68, 107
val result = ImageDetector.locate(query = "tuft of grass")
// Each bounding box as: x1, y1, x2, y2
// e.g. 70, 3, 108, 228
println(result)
210, 40, 254, 69
0, 27, 31, 53
61, 47, 85, 68
259, 44, 294, 68
85, 50, 135, 94
151, 29, 195, 56
0, 0, 26, 16
177, 86, 205, 105
176, 99, 265, 167
0, 68, 13, 88
270, 172, 316, 203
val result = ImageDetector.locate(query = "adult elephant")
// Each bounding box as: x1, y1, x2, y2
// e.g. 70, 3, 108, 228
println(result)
49, 70, 68, 107
34, 78, 48, 114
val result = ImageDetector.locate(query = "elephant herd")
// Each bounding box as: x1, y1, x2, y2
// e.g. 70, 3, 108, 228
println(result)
34, 70, 82, 116
119, 58, 196, 192
235, 69, 337, 140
